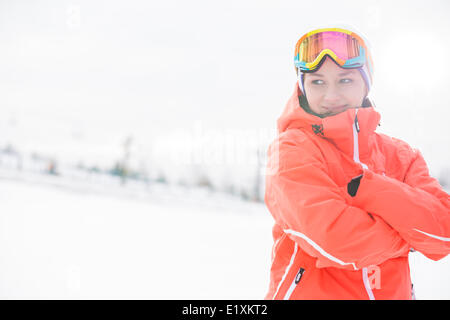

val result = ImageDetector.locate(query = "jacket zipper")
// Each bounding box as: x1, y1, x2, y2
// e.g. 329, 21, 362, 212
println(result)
352, 110, 368, 169
283, 267, 305, 300
353, 110, 375, 300
273, 242, 298, 300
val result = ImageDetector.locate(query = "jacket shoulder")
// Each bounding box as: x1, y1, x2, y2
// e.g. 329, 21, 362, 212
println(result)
376, 133, 416, 157
272, 129, 322, 155
375, 133, 419, 178
267, 129, 325, 175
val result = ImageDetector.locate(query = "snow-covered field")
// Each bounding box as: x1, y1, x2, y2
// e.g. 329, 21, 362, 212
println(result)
0, 170, 449, 300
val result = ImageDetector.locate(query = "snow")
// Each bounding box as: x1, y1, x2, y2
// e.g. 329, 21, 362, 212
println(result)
0, 170, 273, 299
1, 170, 449, 300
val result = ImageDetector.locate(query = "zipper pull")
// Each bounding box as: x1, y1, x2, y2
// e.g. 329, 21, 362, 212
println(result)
295, 267, 305, 284
354, 114, 360, 133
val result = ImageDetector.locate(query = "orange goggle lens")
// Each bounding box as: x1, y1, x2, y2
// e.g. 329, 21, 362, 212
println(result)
294, 29, 371, 72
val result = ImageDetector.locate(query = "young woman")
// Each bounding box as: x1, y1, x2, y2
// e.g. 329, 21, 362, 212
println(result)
264, 27, 450, 300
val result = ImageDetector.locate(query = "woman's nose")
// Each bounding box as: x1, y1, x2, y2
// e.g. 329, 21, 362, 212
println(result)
323, 85, 341, 103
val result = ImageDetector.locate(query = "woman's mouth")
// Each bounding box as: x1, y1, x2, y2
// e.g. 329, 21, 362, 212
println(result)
324, 105, 347, 113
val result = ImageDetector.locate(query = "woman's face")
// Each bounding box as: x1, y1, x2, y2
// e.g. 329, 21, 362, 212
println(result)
303, 56, 368, 117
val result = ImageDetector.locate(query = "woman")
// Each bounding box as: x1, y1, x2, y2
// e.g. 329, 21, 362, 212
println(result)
264, 27, 450, 300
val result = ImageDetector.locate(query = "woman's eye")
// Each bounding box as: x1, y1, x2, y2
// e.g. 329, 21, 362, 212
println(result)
340, 78, 353, 84
312, 80, 324, 85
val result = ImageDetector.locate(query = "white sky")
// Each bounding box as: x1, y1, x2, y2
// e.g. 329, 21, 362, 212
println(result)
0, 0, 449, 176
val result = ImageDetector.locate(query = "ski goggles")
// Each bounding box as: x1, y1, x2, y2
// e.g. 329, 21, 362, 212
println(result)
294, 28, 374, 77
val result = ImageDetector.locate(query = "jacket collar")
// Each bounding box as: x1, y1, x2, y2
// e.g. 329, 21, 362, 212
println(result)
277, 82, 381, 158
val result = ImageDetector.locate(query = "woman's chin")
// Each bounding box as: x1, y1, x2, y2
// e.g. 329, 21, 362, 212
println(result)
320, 107, 348, 118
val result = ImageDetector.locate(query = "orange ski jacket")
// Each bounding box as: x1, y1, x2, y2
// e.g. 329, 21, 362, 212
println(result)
264, 83, 450, 300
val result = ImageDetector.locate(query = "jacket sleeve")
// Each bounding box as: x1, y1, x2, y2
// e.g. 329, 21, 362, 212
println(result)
264, 131, 410, 270
352, 149, 450, 259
